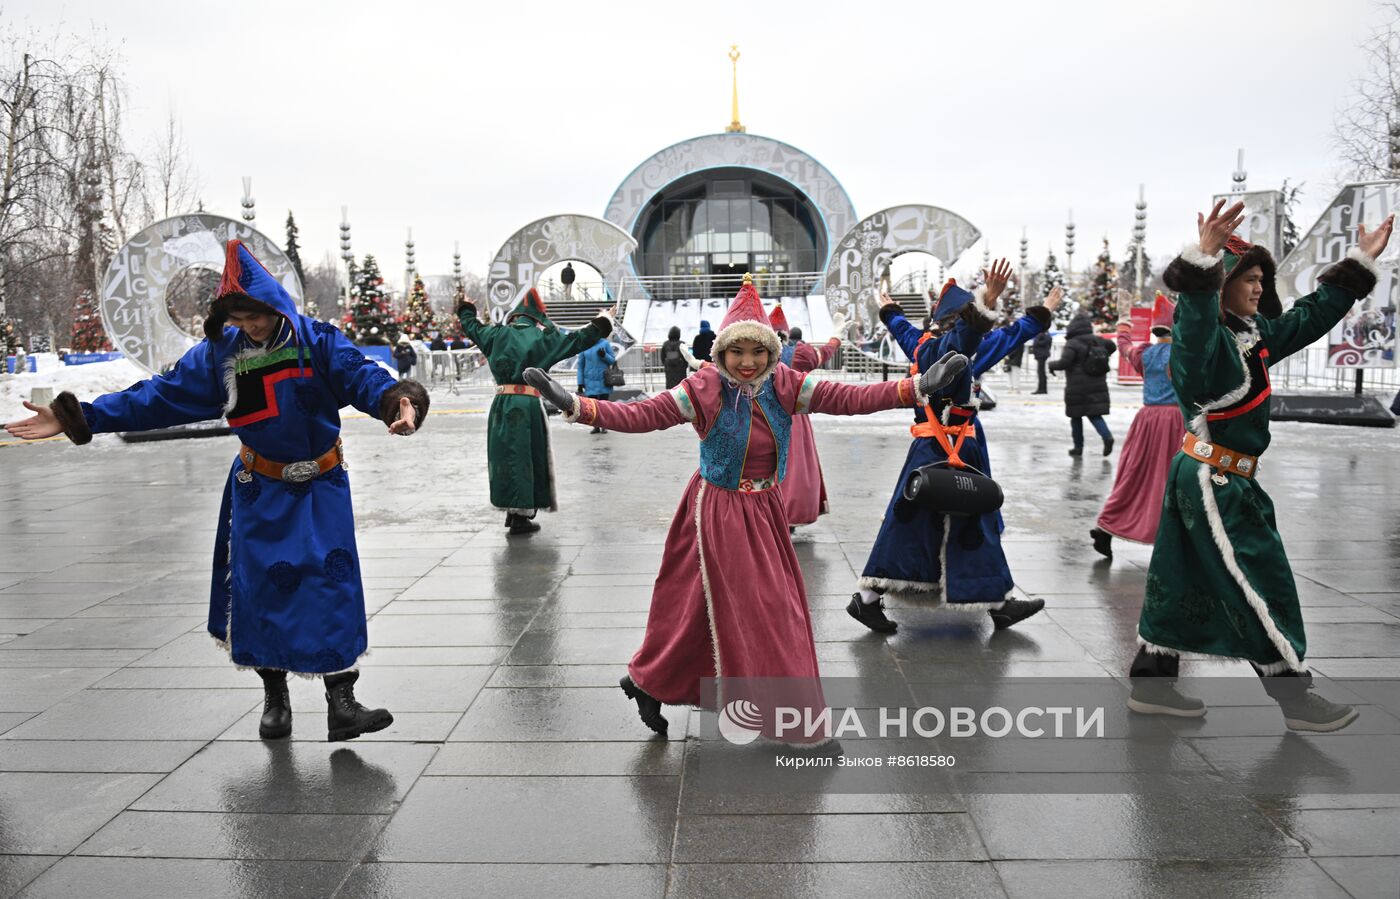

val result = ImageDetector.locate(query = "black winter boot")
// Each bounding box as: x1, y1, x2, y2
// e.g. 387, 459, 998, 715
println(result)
989, 598, 1044, 629
256, 668, 292, 739
847, 593, 898, 634
324, 670, 393, 742
620, 675, 668, 734
506, 512, 541, 535
1090, 527, 1113, 559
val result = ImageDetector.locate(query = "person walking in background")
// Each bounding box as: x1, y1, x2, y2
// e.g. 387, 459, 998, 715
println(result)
1031, 328, 1053, 394
576, 336, 617, 434
660, 326, 688, 389
1090, 292, 1182, 559
1049, 312, 1116, 456
1004, 338, 1025, 392
393, 335, 417, 380
691, 319, 716, 362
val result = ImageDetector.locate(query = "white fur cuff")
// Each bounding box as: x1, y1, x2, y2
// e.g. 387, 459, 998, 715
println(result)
1348, 245, 1383, 279
561, 394, 583, 423
1179, 242, 1224, 270
965, 286, 997, 325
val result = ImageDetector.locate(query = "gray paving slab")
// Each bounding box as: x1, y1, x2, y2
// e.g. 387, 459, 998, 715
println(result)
336, 862, 667, 899
0, 771, 162, 853
131, 743, 436, 814
369, 775, 679, 863
16, 857, 353, 899
668, 862, 1006, 899
993, 859, 1349, 899
74, 810, 388, 861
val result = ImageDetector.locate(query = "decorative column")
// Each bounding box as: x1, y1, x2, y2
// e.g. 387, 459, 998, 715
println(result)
1064, 210, 1076, 298
240, 177, 255, 224
1133, 184, 1148, 301
339, 207, 353, 315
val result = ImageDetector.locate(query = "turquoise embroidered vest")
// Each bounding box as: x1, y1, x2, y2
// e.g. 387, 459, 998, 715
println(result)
699, 381, 792, 490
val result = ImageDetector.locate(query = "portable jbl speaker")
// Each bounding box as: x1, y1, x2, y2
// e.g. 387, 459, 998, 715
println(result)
902, 462, 1004, 516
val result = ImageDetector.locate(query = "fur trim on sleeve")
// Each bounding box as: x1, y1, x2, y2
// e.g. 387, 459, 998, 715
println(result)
1164, 243, 1225, 294
878, 303, 906, 326
959, 287, 997, 332
378, 379, 430, 430
51, 391, 93, 445
1316, 246, 1381, 298
1023, 306, 1053, 329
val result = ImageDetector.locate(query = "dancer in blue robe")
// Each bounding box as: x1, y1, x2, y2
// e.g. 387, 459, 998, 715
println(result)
5, 240, 428, 742
848, 260, 1061, 634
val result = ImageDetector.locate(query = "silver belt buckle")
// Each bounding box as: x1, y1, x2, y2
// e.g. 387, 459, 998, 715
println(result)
281, 460, 321, 483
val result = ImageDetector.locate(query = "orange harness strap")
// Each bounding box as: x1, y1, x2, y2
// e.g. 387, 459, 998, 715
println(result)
908, 333, 973, 469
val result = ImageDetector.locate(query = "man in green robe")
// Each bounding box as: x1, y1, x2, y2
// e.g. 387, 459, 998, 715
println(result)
457, 288, 613, 534
1128, 199, 1392, 733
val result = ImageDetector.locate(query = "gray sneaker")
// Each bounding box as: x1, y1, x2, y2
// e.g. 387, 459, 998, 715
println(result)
1279, 692, 1359, 733
1127, 680, 1207, 718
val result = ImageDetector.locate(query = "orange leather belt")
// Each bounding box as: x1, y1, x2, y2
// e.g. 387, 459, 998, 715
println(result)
910, 421, 975, 440
237, 439, 344, 484
1182, 433, 1258, 485
496, 384, 540, 397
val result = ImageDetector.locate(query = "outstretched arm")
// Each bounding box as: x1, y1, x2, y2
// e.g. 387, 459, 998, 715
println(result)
540, 311, 615, 368
1263, 218, 1392, 361
879, 298, 925, 361
8, 341, 227, 442
971, 306, 1053, 378
523, 366, 689, 433
319, 327, 430, 432
804, 352, 967, 416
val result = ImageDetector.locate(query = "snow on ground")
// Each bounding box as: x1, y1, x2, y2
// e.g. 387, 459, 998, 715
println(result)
0, 355, 149, 420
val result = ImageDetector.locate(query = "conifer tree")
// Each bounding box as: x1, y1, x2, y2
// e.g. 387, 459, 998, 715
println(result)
348, 254, 391, 344
1085, 238, 1118, 326
400, 274, 434, 339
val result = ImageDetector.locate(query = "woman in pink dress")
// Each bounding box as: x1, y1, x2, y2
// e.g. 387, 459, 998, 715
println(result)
1091, 293, 1184, 557
523, 276, 965, 740
771, 307, 849, 529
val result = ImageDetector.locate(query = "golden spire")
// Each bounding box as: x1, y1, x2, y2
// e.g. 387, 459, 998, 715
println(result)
726, 45, 746, 133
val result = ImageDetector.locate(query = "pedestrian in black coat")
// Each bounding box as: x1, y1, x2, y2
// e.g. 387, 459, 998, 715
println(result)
691, 320, 716, 362
660, 326, 688, 389
1048, 313, 1116, 456
1031, 330, 1053, 394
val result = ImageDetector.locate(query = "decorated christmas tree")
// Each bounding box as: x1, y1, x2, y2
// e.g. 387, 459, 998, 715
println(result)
70, 289, 111, 352
1042, 250, 1072, 326
285, 211, 310, 317
1085, 238, 1118, 326
348, 254, 391, 345
1119, 241, 1154, 303
400, 274, 434, 339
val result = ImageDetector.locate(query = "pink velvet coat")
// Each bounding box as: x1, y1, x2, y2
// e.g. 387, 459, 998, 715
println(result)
782, 339, 842, 526
573, 363, 917, 708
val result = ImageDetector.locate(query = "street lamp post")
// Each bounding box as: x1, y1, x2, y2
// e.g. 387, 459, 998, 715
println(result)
240, 177, 255, 224
1134, 184, 1148, 302
339, 207, 353, 319
1064, 210, 1076, 300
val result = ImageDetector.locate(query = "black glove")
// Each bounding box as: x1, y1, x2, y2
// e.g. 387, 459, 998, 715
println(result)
523, 367, 576, 415
918, 351, 969, 397
456, 301, 478, 321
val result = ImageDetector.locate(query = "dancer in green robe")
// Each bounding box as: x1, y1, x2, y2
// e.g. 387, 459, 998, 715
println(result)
457, 289, 612, 534
1128, 199, 1393, 733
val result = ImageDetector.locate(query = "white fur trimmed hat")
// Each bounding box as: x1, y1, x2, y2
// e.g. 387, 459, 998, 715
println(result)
712, 273, 782, 383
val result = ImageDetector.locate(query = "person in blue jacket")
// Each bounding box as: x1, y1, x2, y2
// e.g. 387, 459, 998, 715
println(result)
4, 240, 429, 743
849, 260, 1061, 635
576, 337, 617, 434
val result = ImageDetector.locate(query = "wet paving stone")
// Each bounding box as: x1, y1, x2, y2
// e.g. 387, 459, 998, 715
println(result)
336, 862, 667, 899
16, 857, 354, 899
370, 775, 679, 863
0, 771, 162, 853
993, 858, 1349, 899
74, 810, 388, 861
131, 742, 436, 814
668, 862, 1005, 899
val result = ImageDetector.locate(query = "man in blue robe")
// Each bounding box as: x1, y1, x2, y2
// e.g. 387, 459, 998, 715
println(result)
5, 240, 428, 742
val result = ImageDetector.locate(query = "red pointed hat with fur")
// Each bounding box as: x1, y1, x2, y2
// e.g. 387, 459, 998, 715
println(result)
714, 274, 782, 382
1150, 292, 1176, 334
768, 302, 790, 333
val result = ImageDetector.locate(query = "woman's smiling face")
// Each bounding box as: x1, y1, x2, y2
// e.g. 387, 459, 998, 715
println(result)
725, 339, 769, 382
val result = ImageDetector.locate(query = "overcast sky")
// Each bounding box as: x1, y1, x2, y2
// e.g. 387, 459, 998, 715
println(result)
7, 0, 1390, 288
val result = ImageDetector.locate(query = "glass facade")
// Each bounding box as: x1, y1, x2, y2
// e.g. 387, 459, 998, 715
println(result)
635, 168, 824, 299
